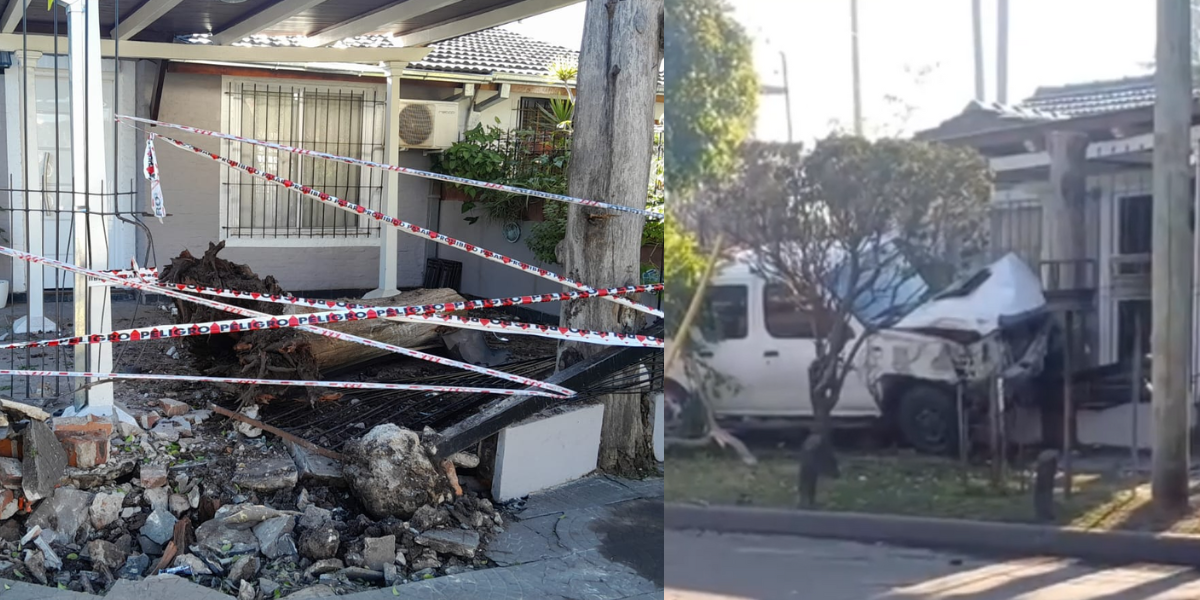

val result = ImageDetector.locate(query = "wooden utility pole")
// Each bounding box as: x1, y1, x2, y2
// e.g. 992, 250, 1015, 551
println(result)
1151, 0, 1193, 511
559, 0, 663, 475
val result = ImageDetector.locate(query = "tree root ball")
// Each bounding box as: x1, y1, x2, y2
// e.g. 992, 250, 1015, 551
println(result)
344, 424, 452, 520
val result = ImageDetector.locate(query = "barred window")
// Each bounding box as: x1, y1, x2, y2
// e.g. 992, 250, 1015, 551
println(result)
517, 97, 555, 133
221, 80, 386, 241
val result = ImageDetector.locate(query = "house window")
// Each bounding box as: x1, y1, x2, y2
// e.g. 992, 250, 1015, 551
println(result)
221, 80, 386, 242
763, 283, 816, 339
516, 97, 554, 132
1117, 194, 1152, 255
1116, 299, 1151, 361
703, 285, 748, 340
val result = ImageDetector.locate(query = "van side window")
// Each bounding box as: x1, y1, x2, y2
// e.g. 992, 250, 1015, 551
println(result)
763, 284, 816, 339
704, 285, 748, 340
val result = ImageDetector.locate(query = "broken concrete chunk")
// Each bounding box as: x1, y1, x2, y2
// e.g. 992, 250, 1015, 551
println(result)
139, 464, 168, 489
383, 563, 400, 586
27, 487, 92, 545
119, 554, 150, 579
90, 491, 126, 530
87, 539, 127, 570
339, 566, 384, 582
409, 548, 441, 571
0, 398, 50, 421
159, 398, 189, 417
303, 558, 343, 578
195, 519, 260, 557
120, 507, 141, 520
297, 524, 339, 560
149, 422, 180, 443
21, 419, 68, 502
235, 406, 263, 438
448, 451, 480, 469
237, 580, 255, 600
362, 535, 396, 572
0, 457, 21, 489
415, 528, 480, 558
232, 456, 297, 493
259, 578, 280, 597
168, 493, 190, 516
144, 486, 169, 512
188, 485, 201, 510
299, 505, 332, 531
227, 554, 260, 584
184, 410, 212, 426
216, 504, 291, 528
141, 507, 177, 545
343, 424, 449, 519
409, 504, 450, 532
285, 440, 345, 487
25, 549, 47, 584
253, 515, 296, 559
173, 553, 213, 576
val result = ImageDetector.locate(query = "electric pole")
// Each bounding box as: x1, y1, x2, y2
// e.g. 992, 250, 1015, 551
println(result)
781, 51, 793, 142
997, 0, 1009, 104
971, 0, 985, 101
1151, 0, 1193, 511
850, 0, 863, 135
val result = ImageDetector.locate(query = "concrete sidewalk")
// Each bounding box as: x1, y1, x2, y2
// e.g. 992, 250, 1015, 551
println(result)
0, 475, 664, 600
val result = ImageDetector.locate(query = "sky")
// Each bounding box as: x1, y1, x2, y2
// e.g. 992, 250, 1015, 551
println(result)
501, 3, 587, 52
727, 0, 1157, 144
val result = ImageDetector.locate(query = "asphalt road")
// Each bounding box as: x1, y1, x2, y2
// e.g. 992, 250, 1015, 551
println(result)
665, 529, 1200, 600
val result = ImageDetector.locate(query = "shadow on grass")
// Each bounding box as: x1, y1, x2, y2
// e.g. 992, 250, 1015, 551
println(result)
666, 447, 1200, 532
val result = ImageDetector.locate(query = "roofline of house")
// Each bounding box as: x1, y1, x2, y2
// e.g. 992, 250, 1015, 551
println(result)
920, 101, 1191, 149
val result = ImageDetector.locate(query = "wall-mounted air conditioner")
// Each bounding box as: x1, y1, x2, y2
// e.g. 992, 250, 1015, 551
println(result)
396, 100, 460, 150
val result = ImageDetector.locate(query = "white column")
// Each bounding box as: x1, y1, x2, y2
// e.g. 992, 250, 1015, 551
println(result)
364, 60, 407, 299
12, 50, 56, 335
60, 0, 128, 423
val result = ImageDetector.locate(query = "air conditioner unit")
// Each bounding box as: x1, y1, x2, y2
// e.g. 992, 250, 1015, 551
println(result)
396, 100, 459, 150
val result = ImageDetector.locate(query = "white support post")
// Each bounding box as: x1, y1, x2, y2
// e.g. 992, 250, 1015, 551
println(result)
60, 0, 131, 424
364, 60, 407, 300
12, 50, 56, 335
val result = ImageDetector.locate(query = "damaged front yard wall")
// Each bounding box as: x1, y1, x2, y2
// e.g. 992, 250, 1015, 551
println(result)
492, 404, 605, 502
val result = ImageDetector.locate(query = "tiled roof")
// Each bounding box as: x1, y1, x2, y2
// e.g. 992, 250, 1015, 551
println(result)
916, 100, 1066, 141
1017, 74, 1169, 117
178, 28, 578, 79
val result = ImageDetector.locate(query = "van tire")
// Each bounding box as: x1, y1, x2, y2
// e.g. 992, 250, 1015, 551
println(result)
895, 384, 959, 456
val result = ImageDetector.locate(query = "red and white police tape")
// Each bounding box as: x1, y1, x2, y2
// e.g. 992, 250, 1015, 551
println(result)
150, 133, 664, 319
117, 114, 663, 221
0, 245, 575, 397
0, 369, 553, 396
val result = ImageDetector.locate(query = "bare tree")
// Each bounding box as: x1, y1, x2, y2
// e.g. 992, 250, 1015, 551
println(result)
723, 135, 992, 506
558, 0, 665, 475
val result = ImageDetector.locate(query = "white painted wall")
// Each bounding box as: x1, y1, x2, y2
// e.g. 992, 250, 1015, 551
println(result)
491, 404, 604, 501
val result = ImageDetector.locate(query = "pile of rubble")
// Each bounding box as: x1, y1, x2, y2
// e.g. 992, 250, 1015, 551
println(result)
0, 396, 503, 597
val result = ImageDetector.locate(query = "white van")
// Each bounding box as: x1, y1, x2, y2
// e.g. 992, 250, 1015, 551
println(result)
667, 249, 1052, 454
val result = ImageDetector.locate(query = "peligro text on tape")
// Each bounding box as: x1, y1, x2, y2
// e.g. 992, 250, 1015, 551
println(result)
152, 134, 664, 319
0, 369, 563, 397
120, 115, 662, 221
143, 136, 167, 222
0, 245, 576, 397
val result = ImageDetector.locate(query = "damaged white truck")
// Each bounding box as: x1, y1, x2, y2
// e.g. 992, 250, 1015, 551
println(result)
666, 245, 1055, 455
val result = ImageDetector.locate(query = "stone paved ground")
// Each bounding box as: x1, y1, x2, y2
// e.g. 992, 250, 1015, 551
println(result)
666, 529, 1200, 600
0, 474, 664, 599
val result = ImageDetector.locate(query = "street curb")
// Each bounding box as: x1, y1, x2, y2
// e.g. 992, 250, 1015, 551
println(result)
665, 502, 1200, 567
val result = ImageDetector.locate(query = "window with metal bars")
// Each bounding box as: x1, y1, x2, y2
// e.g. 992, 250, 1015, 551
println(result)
220, 80, 387, 242
516, 97, 555, 133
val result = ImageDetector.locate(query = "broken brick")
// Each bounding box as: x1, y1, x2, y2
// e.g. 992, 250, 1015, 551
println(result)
159, 399, 189, 417
60, 434, 110, 469
140, 464, 168, 489
0, 437, 21, 460
52, 415, 114, 439
0, 458, 20, 489
0, 491, 17, 520
138, 412, 161, 430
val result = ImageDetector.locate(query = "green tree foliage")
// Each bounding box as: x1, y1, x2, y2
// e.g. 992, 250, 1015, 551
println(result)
666, 0, 759, 196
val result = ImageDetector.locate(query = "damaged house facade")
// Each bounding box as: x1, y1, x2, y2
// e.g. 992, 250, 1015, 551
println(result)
917, 73, 1200, 449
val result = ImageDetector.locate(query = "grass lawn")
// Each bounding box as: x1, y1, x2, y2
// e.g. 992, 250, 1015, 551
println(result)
667, 449, 1200, 534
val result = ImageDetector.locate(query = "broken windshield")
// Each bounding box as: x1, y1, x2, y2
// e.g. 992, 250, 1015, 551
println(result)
828, 240, 930, 328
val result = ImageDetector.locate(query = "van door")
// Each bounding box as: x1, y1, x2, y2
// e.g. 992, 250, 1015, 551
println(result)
695, 282, 763, 415
758, 283, 816, 416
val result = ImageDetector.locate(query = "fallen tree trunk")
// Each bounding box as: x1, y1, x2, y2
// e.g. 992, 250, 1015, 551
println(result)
286, 288, 468, 374
158, 242, 465, 404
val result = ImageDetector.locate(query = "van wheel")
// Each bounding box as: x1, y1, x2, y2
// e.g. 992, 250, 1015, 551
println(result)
895, 384, 959, 456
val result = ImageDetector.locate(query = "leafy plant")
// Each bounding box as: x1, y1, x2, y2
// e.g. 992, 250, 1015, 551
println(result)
433, 123, 508, 212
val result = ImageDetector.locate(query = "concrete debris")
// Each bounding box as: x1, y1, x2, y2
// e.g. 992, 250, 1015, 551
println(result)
25, 548, 47, 584
144, 486, 169, 512
141, 507, 177, 545
344, 424, 450, 519
173, 553, 213, 576
0, 457, 22, 489
237, 579, 255, 600
410, 548, 441, 571
362, 535, 396, 571
0, 398, 50, 421
119, 553, 150, 579
416, 528, 480, 558
27, 487, 92, 545
259, 578, 280, 597
288, 584, 338, 598
299, 505, 332, 530
227, 554, 260, 584
304, 558, 343, 578
169, 493, 190, 516
195, 519, 260, 557
87, 539, 127, 570
139, 464, 168, 489
232, 456, 297, 493
216, 503, 292, 528
159, 398, 189, 417
409, 504, 451, 532
21, 419, 67, 502
150, 422, 181, 442
90, 491, 126, 530
235, 406, 263, 438
285, 440, 345, 487
448, 451, 480, 469
298, 524, 340, 560
253, 515, 296, 559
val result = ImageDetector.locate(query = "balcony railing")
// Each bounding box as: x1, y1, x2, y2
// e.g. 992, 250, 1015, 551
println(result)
1039, 258, 1099, 294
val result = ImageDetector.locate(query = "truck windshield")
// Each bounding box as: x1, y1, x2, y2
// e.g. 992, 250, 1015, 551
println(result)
828, 241, 929, 328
